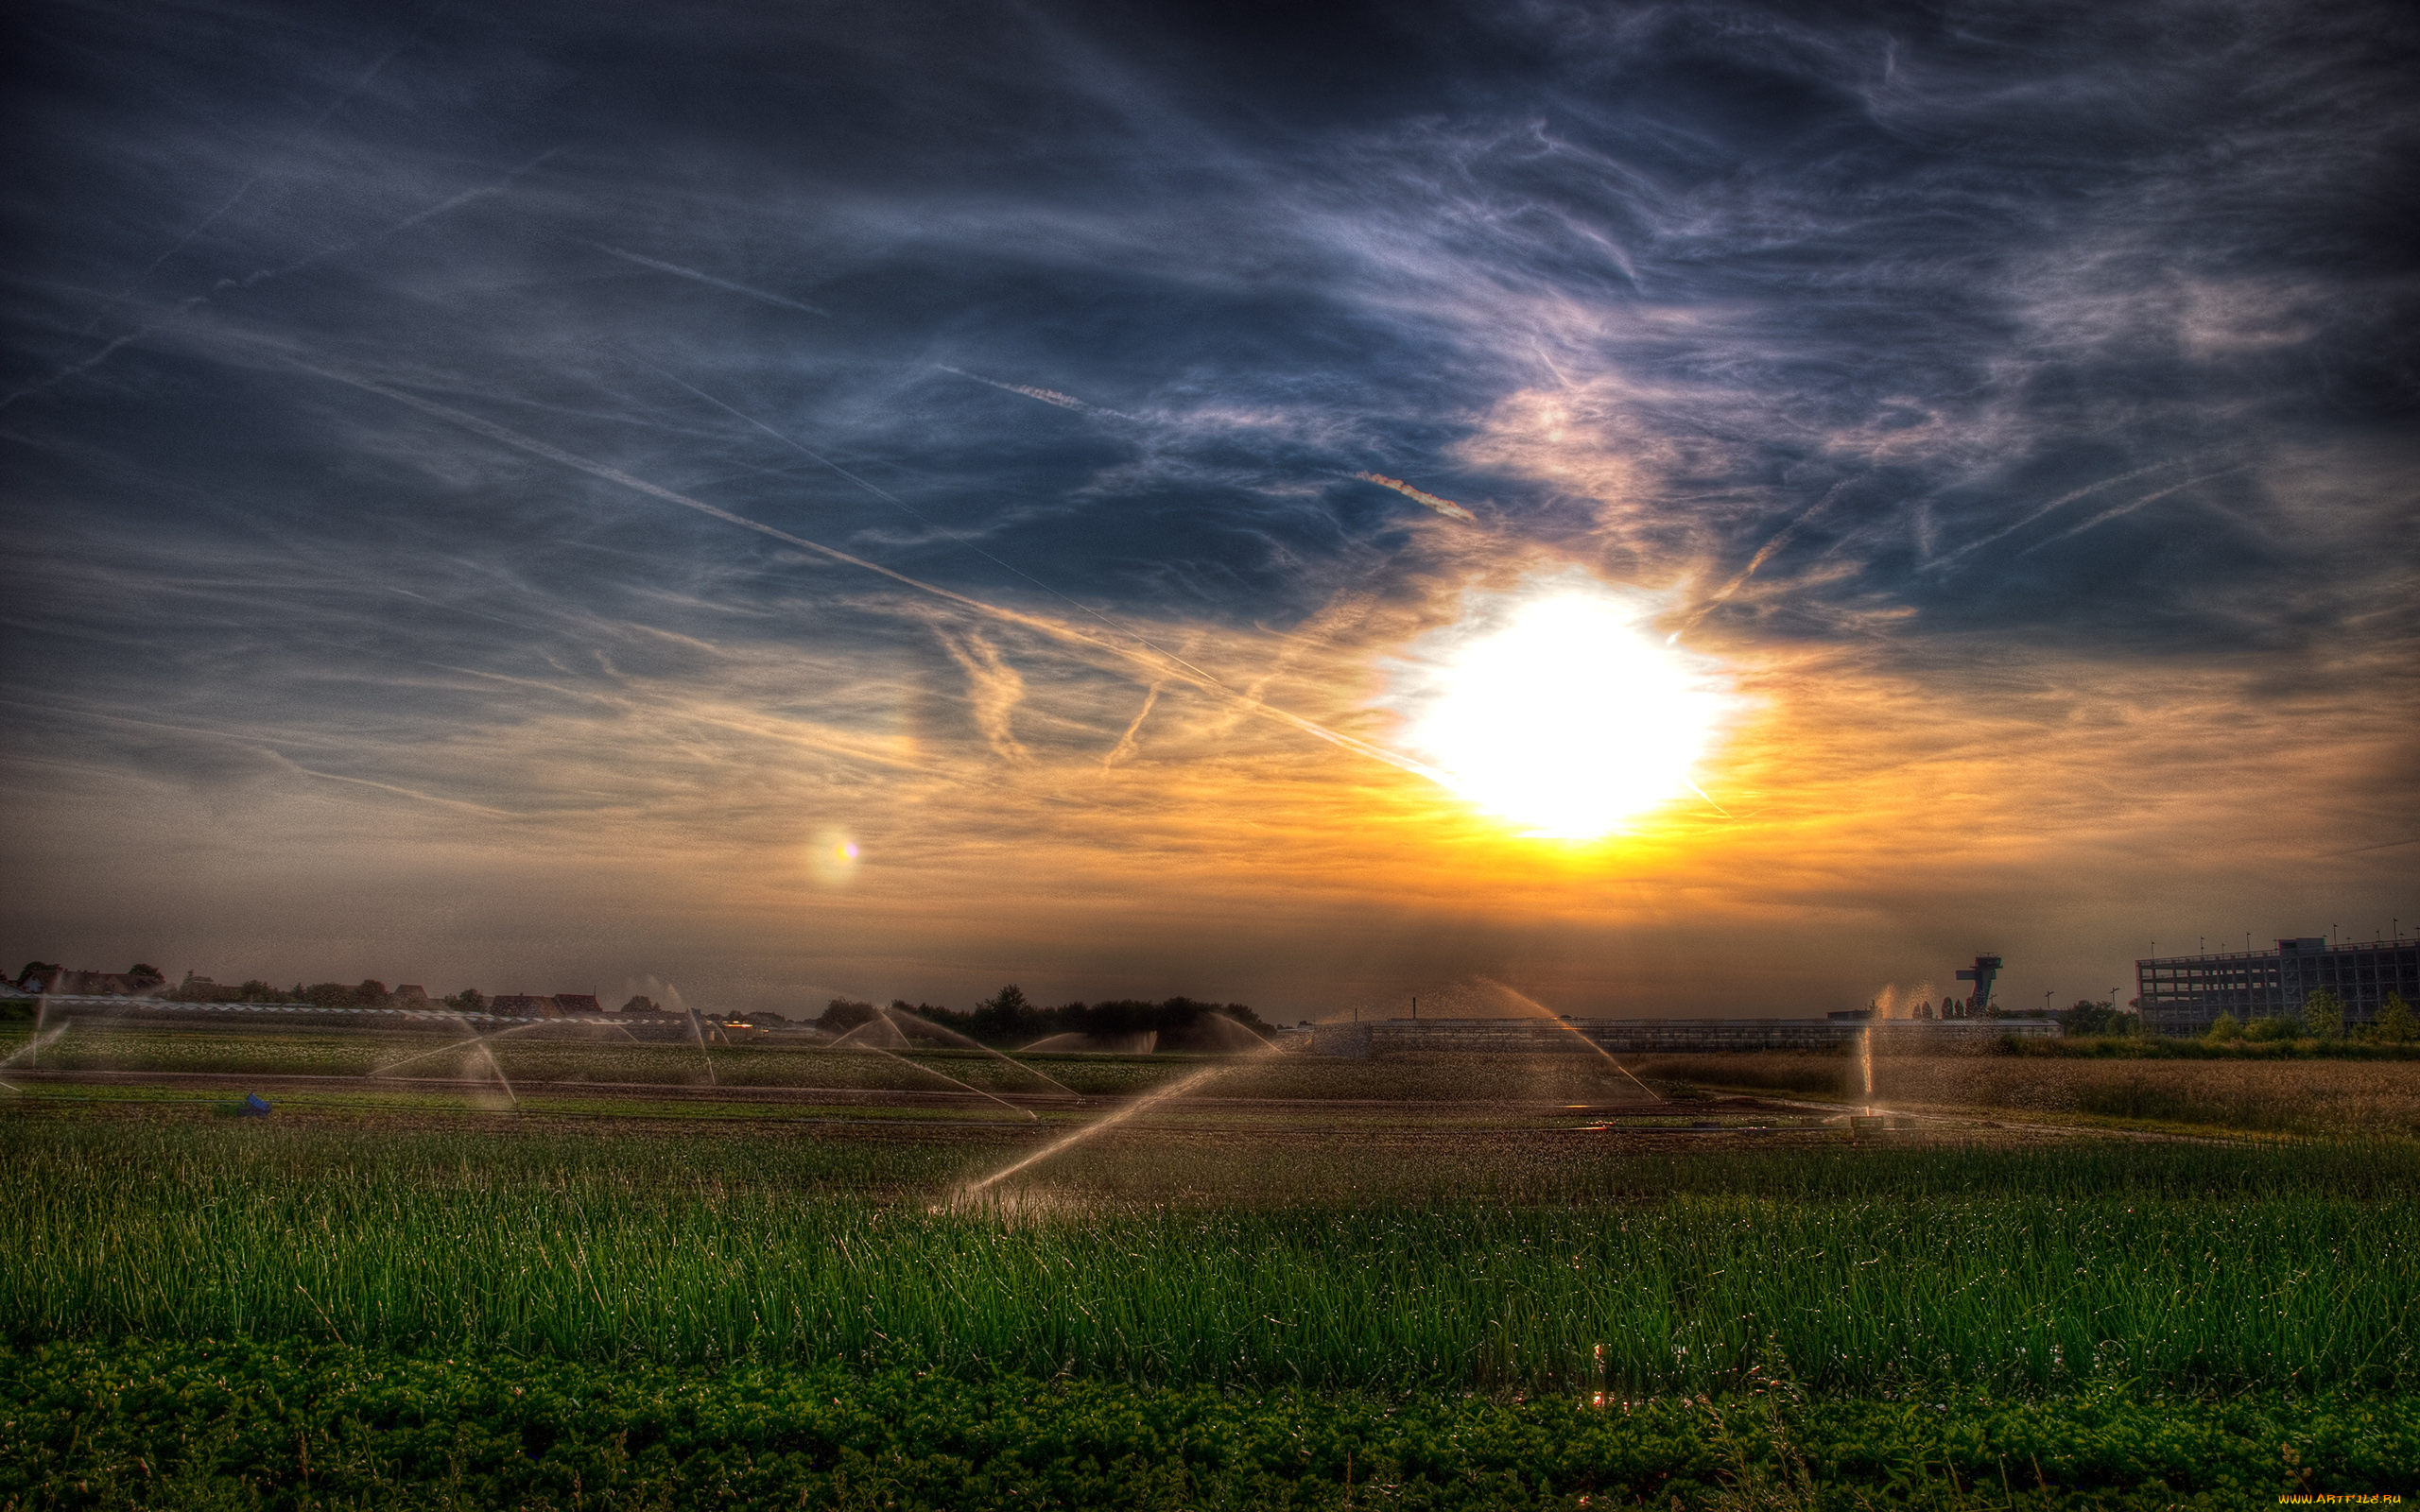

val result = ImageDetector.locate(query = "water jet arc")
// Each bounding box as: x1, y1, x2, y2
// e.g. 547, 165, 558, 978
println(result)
956, 1015, 1276, 1197
831, 1009, 1037, 1120
1474, 978, 1662, 1101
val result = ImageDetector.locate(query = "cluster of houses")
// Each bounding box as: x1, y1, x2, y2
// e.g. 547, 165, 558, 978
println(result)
6, 963, 686, 1020
14, 964, 165, 996
488, 992, 606, 1017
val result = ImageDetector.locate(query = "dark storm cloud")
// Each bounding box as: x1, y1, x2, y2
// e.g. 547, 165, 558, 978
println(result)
3, 0, 2414, 1007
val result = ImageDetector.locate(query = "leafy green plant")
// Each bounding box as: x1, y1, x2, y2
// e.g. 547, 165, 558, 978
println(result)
4, 1340, 2413, 1510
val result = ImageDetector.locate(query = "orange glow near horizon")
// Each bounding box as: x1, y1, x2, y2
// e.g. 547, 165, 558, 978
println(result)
1399, 581, 1731, 840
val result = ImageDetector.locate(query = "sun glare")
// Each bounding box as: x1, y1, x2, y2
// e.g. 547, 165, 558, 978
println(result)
1407, 587, 1726, 840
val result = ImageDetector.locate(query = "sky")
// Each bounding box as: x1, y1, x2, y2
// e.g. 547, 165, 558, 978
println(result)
3, 0, 2415, 1021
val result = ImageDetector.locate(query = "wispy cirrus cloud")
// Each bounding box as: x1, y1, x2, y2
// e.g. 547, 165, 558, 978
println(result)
2, 0, 2412, 1014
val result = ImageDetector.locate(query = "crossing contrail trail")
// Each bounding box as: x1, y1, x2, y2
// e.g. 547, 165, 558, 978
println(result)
95, 36, 415, 325
1668, 481, 1846, 643
596, 246, 827, 316
285, 355, 1444, 783
3, 150, 559, 411
636, 363, 1240, 698
228, 150, 560, 293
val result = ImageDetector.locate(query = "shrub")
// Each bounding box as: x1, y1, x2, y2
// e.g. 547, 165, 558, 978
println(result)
2204, 1012, 2243, 1042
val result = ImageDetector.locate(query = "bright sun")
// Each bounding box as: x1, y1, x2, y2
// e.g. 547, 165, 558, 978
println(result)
1407, 587, 1726, 840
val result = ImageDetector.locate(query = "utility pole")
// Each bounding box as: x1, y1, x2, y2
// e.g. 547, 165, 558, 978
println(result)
1411, 995, 1418, 1022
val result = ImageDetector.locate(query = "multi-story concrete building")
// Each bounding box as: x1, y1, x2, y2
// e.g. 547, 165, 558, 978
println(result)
2136, 936, 2419, 1036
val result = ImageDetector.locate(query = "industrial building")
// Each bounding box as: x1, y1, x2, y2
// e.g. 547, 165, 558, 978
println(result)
2136, 936, 2419, 1036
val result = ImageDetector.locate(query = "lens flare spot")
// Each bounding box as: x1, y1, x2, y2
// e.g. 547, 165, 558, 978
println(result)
808, 833, 863, 884
1403, 583, 1729, 839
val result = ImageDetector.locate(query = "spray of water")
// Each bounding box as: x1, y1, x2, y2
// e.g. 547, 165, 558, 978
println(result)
0, 994, 147, 1087
1473, 978, 1662, 1101
955, 1017, 1275, 1199
879, 1005, 1079, 1099
1858, 1024, 1875, 1113
366, 1013, 547, 1110
371, 1016, 632, 1071
830, 1009, 1036, 1120
650, 984, 717, 1087
0, 1022, 71, 1091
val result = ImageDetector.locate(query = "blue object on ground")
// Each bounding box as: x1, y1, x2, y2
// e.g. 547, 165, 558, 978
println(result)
240, 1093, 271, 1117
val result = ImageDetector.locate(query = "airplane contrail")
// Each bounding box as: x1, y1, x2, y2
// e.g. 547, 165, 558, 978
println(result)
285, 355, 1444, 784
937, 365, 1133, 420
1668, 481, 1846, 643
1355, 472, 1475, 523
596, 246, 827, 317
2017, 465, 2249, 554
636, 363, 1240, 698
98, 37, 415, 322
227, 150, 561, 294
3, 150, 558, 411
1927, 459, 2182, 573
1103, 681, 1163, 768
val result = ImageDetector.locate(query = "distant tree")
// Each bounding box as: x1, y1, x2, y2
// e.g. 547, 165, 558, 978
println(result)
2204, 1012, 2244, 1042
125, 964, 164, 987
448, 988, 486, 1011
354, 979, 389, 1007
18, 962, 60, 990
819, 998, 880, 1033
2059, 999, 2122, 1038
968, 986, 1043, 1043
890, 1001, 978, 1038
2245, 1014, 2300, 1042
1217, 1001, 1271, 1033
2374, 992, 2416, 1043
2301, 988, 2345, 1040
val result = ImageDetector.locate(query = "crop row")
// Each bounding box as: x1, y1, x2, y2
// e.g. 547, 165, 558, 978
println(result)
4, 1123, 2411, 1393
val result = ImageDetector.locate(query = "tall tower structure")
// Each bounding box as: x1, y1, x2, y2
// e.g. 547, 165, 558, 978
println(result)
1955, 955, 2003, 1015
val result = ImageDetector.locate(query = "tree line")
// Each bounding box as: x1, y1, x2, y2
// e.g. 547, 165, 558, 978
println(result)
2202, 988, 2416, 1044
817, 987, 1271, 1050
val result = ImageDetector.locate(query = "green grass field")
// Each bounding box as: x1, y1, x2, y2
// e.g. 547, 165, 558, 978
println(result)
2, 1027, 2414, 1506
